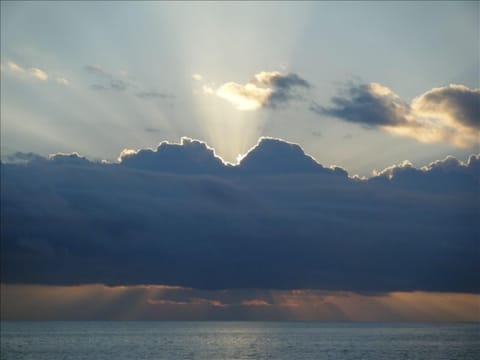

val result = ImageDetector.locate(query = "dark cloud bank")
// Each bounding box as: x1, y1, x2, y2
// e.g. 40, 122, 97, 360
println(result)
1, 138, 479, 293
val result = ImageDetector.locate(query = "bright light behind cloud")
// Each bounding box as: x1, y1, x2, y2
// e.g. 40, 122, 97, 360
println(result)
318, 82, 480, 149
210, 82, 272, 110
204, 70, 310, 111
384, 85, 479, 148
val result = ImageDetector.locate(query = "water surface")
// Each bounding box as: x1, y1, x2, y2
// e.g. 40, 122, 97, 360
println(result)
1, 321, 478, 359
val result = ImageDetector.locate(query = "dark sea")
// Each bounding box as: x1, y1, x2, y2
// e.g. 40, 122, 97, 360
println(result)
1, 321, 479, 359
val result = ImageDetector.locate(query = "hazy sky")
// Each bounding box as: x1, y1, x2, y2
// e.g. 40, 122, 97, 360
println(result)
1, 1, 478, 175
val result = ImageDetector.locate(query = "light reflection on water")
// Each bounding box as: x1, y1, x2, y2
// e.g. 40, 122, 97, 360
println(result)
1, 321, 479, 359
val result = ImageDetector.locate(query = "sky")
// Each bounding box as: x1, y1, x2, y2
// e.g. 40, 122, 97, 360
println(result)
1, 1, 478, 175
1, 1, 479, 321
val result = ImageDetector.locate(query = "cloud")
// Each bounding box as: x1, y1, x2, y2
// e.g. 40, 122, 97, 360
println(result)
90, 84, 107, 91
192, 73, 203, 81
312, 82, 409, 126
7, 61, 25, 73
84, 64, 110, 77
4, 61, 48, 81
56, 77, 69, 85
314, 82, 480, 148
144, 127, 163, 133
3, 284, 478, 321
84, 64, 171, 100
2, 60, 72, 86
28, 67, 48, 81
85, 64, 129, 91
204, 71, 310, 110
109, 79, 128, 91
118, 137, 230, 174
5, 152, 45, 164
236, 137, 347, 175
136, 91, 168, 99
1, 137, 478, 293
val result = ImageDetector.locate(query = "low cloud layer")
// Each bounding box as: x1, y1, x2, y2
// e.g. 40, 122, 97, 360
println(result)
204, 71, 310, 110
2, 284, 478, 321
313, 83, 479, 148
1, 138, 479, 293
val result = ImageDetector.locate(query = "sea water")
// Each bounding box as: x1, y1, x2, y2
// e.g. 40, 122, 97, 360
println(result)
1, 321, 479, 359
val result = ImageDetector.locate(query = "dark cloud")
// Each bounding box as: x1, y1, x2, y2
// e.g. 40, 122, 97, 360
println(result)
48, 152, 91, 165
1, 138, 478, 293
256, 72, 311, 108
236, 138, 347, 176
207, 71, 311, 110
6, 152, 45, 164
119, 137, 230, 174
311, 82, 409, 126
412, 84, 480, 130
265, 72, 311, 90
314, 82, 479, 148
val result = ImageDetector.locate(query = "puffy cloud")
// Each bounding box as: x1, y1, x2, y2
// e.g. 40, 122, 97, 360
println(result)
312, 82, 409, 126
314, 82, 480, 148
412, 85, 479, 130
192, 73, 203, 81
1, 138, 478, 293
237, 137, 347, 176
48, 152, 91, 165
204, 71, 310, 110
119, 137, 230, 174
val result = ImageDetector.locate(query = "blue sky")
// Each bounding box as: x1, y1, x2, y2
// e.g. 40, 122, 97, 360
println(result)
1, 1, 478, 175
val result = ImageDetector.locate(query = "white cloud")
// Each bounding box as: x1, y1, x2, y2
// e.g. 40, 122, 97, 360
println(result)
28, 67, 48, 81
213, 82, 272, 110
203, 71, 310, 111
192, 73, 203, 81
7, 61, 25, 73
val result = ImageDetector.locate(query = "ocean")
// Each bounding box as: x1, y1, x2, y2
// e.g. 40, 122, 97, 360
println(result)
1, 322, 478, 359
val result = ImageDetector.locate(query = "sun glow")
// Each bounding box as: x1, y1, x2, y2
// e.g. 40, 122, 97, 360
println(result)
2, 284, 479, 321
